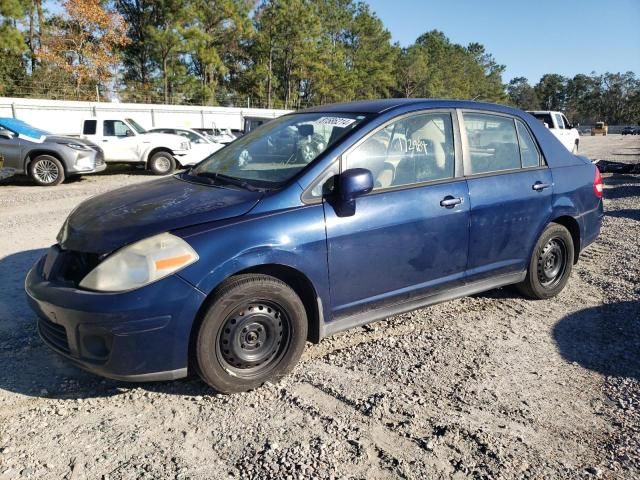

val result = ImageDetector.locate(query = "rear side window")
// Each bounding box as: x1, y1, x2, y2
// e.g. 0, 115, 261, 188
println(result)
345, 112, 455, 190
532, 113, 554, 129
516, 120, 541, 168
83, 120, 97, 135
463, 113, 520, 174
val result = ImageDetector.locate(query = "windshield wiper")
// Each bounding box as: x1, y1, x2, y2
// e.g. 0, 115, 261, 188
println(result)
193, 171, 264, 192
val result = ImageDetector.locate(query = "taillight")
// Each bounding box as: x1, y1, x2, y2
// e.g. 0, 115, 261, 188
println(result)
593, 167, 603, 198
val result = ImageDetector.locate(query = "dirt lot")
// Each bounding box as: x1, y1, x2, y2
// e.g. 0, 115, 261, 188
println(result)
0, 135, 638, 480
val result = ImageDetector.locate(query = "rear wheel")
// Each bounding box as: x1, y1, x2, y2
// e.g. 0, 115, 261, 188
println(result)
517, 223, 574, 299
195, 274, 308, 393
29, 154, 65, 186
148, 151, 176, 175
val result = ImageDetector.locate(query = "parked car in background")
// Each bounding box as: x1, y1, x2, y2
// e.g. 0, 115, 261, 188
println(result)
527, 110, 580, 153
621, 126, 639, 135
591, 122, 608, 136
0, 118, 105, 186
26, 99, 603, 393
149, 127, 224, 160
192, 127, 237, 144
78, 117, 193, 175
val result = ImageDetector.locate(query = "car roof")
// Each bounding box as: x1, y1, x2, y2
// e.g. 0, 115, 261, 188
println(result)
300, 98, 527, 117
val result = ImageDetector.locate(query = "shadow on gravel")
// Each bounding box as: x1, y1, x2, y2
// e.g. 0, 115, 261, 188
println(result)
0, 249, 209, 400
553, 301, 640, 379
606, 208, 640, 221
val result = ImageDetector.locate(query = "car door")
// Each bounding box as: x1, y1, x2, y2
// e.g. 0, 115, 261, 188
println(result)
461, 111, 552, 282
99, 120, 139, 162
323, 110, 470, 319
0, 130, 25, 170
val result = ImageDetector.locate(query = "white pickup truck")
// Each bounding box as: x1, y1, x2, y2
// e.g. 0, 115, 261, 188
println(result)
527, 111, 580, 154
79, 117, 197, 175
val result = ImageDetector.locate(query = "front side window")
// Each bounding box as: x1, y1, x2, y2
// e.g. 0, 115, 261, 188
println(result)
345, 112, 455, 189
190, 112, 368, 188
554, 113, 565, 129
103, 120, 131, 137
463, 113, 520, 174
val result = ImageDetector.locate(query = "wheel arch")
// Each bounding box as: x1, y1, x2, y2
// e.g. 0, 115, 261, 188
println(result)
187, 262, 322, 373
550, 215, 581, 264
24, 149, 66, 175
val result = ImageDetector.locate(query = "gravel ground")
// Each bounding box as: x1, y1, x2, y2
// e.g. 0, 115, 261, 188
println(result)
0, 136, 638, 480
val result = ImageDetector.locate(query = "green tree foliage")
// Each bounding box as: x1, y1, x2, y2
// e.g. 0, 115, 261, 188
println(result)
0, 0, 25, 53
534, 73, 567, 110
395, 31, 505, 102
507, 77, 540, 110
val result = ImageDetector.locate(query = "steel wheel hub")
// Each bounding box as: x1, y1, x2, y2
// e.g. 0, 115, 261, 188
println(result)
219, 303, 285, 372
35, 160, 59, 183
537, 238, 567, 287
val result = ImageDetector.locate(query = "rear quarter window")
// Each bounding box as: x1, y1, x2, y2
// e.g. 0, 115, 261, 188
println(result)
83, 120, 97, 135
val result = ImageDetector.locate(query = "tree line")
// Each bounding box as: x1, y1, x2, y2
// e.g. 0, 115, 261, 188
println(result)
1, 0, 638, 123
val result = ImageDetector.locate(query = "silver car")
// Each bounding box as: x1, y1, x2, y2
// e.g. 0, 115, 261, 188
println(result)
0, 118, 106, 186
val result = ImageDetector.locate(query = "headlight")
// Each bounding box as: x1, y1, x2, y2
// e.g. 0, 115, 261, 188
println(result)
79, 232, 198, 292
60, 142, 92, 151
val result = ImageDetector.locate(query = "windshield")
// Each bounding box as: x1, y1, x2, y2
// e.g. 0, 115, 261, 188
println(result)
126, 118, 147, 134
190, 112, 368, 187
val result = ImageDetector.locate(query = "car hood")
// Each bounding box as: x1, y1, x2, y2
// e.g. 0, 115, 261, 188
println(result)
139, 132, 189, 147
45, 135, 99, 147
58, 176, 262, 254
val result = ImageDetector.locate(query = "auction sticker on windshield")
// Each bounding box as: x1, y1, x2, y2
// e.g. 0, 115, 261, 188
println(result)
316, 117, 357, 127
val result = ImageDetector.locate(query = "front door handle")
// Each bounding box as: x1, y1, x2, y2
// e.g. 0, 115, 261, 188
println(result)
440, 196, 463, 208
532, 182, 551, 191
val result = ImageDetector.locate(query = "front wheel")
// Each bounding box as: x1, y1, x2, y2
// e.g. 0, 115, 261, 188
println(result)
516, 223, 574, 300
195, 274, 308, 393
148, 151, 176, 175
29, 154, 65, 186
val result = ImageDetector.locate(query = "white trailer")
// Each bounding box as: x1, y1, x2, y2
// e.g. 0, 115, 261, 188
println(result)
0, 97, 290, 136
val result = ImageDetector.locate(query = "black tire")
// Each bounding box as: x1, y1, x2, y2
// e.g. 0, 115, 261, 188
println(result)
195, 274, 308, 393
148, 151, 176, 175
517, 223, 574, 300
29, 154, 65, 186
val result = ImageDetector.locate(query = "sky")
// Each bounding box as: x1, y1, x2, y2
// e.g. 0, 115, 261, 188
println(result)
366, 0, 640, 83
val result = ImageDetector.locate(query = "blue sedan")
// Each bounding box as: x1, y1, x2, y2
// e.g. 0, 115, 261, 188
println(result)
26, 99, 603, 393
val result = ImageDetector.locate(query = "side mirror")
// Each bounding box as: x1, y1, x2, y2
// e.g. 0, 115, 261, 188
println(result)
334, 168, 373, 217
125, 129, 134, 137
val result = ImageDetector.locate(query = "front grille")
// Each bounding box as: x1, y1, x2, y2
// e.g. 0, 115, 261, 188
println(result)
38, 318, 70, 354
43, 246, 101, 285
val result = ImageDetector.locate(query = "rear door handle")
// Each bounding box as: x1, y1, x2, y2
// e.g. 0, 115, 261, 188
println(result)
440, 196, 463, 208
532, 182, 551, 191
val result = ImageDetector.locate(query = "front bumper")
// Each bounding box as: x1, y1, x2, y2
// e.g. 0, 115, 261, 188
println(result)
25, 252, 206, 381
65, 147, 106, 175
